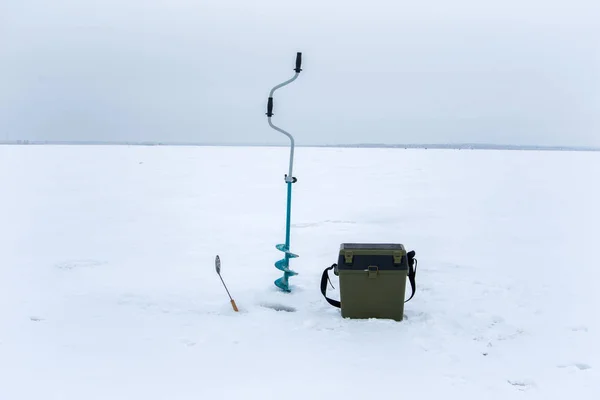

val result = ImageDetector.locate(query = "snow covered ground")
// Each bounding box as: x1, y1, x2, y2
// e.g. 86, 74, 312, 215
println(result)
1, 145, 599, 399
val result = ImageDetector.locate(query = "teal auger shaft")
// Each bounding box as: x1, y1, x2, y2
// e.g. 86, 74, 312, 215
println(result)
266, 52, 303, 292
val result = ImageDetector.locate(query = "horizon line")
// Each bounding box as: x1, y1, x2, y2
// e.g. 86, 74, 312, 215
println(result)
1, 139, 599, 152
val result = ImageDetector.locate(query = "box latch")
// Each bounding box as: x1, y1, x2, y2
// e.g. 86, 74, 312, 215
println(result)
344, 251, 354, 264
367, 265, 378, 278
393, 250, 404, 264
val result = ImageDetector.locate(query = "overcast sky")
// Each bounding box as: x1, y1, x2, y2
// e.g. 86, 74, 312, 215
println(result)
1, 0, 599, 146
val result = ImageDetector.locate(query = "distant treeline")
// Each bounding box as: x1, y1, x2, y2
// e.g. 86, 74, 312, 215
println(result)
1, 140, 598, 152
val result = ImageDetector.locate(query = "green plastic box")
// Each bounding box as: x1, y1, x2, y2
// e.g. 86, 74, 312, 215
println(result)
334, 243, 410, 321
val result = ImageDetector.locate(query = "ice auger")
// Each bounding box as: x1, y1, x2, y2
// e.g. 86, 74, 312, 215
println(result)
266, 52, 303, 292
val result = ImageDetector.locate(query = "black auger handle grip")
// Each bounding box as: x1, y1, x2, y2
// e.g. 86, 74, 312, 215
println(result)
295, 52, 302, 73
266, 97, 274, 117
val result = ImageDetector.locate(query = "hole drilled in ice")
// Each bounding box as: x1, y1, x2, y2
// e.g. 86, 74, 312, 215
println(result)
260, 303, 297, 312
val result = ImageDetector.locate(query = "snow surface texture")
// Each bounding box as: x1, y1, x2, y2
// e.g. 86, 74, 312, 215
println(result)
1, 145, 599, 399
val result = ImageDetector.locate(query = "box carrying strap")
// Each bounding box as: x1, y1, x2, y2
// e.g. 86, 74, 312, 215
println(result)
320, 251, 418, 308
405, 250, 417, 302
320, 264, 342, 308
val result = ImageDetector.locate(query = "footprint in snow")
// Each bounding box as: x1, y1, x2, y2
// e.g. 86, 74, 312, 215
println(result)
570, 326, 588, 333
180, 338, 196, 347
291, 222, 320, 228
558, 363, 591, 371
507, 379, 536, 391
55, 259, 106, 270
